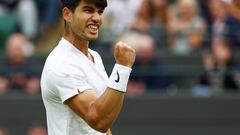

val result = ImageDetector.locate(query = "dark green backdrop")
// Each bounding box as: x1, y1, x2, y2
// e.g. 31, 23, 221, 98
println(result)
1, 94, 240, 135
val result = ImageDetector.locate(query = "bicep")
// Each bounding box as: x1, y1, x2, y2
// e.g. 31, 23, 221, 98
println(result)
65, 89, 98, 120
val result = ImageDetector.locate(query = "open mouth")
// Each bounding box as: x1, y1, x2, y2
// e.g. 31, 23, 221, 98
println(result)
87, 24, 99, 34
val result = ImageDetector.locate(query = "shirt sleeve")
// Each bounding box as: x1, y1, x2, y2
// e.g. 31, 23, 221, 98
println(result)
47, 68, 92, 103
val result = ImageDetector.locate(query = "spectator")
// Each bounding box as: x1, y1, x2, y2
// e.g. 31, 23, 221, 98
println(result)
0, 76, 9, 94
36, 0, 61, 31
130, 0, 173, 48
222, 0, 233, 11
148, 0, 173, 48
28, 123, 47, 135
208, 0, 227, 39
102, 0, 143, 40
198, 0, 212, 26
197, 0, 213, 48
128, 34, 171, 95
0, 0, 38, 42
0, 33, 40, 94
223, 0, 240, 48
130, 0, 154, 33
168, 0, 206, 55
193, 37, 240, 96
0, 128, 10, 135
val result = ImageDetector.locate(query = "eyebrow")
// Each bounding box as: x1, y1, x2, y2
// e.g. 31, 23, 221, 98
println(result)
82, 5, 94, 9
82, 5, 105, 10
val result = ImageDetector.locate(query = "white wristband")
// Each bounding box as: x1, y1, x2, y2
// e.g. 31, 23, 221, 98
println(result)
107, 64, 132, 93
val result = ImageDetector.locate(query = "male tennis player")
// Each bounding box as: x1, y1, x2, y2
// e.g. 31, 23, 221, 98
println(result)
40, 0, 136, 135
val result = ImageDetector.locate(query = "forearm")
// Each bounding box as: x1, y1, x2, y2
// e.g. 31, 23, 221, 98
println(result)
87, 64, 132, 132
88, 87, 125, 131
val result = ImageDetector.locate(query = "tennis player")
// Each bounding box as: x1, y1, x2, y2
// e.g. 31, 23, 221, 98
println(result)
40, 0, 136, 135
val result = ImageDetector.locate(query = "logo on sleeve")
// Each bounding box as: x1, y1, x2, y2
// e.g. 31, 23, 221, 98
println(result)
115, 71, 120, 83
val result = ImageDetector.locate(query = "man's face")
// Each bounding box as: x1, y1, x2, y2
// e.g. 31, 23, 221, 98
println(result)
68, 0, 105, 40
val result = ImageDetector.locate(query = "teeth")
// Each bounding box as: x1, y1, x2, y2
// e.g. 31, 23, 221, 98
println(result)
88, 25, 98, 29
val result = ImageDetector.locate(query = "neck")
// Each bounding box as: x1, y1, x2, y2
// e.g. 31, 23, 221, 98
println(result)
63, 33, 89, 56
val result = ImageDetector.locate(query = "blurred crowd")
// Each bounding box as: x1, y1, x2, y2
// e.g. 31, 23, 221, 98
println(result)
0, 0, 60, 95
0, 0, 240, 98
0, 121, 47, 135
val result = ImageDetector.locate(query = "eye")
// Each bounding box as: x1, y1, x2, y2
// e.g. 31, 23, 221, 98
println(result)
98, 9, 104, 15
83, 7, 94, 13
84, 9, 92, 13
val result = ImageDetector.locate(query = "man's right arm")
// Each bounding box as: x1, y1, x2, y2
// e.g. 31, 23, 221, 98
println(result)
65, 41, 136, 133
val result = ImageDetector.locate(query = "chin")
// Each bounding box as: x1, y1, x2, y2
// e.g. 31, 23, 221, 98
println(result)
87, 37, 97, 41
88, 34, 98, 40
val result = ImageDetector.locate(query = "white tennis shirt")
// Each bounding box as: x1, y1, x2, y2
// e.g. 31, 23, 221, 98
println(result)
41, 38, 108, 135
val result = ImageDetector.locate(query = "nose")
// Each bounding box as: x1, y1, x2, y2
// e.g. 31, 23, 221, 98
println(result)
91, 12, 101, 23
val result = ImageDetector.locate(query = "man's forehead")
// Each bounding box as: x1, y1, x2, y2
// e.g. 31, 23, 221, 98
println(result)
80, 0, 107, 8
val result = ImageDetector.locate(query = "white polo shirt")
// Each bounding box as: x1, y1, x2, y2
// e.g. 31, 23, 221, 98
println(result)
41, 38, 108, 135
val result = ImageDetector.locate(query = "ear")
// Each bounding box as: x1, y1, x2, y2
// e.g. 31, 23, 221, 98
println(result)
62, 7, 73, 23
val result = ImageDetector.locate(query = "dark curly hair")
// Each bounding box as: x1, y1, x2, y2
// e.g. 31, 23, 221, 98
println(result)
61, 0, 107, 12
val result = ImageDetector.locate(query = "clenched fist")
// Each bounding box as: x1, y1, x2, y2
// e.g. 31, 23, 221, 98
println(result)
114, 41, 136, 68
